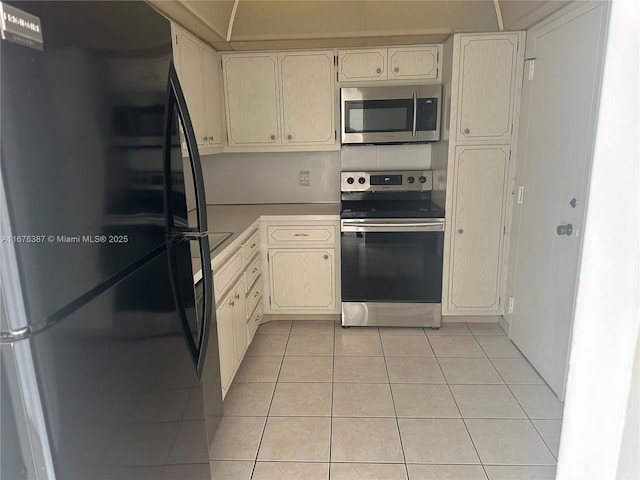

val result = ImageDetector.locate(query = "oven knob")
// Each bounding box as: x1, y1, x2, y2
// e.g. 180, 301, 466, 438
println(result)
358, 177, 366, 185
346, 177, 355, 184
407, 176, 415, 184
419, 176, 427, 184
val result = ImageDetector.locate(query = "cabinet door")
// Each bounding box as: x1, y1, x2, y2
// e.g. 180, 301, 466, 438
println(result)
338, 49, 387, 82
388, 46, 438, 80
456, 34, 519, 142
202, 47, 223, 147
447, 146, 509, 313
176, 31, 206, 148
279, 51, 335, 145
269, 249, 335, 310
232, 283, 248, 363
216, 296, 235, 397
222, 53, 281, 146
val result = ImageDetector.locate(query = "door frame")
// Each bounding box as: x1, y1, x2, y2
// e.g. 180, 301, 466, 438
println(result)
504, 0, 610, 399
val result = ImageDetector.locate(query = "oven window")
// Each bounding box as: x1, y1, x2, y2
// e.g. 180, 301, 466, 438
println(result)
344, 99, 414, 133
341, 231, 443, 302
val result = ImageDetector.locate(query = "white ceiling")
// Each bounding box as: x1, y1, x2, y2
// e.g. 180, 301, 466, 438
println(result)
150, 0, 571, 51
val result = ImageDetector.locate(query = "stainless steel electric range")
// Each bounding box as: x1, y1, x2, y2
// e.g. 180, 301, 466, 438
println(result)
340, 170, 445, 328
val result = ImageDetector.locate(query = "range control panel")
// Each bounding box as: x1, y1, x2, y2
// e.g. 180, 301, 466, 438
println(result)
341, 170, 433, 192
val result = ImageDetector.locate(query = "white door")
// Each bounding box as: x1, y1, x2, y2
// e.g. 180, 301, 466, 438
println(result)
269, 249, 335, 310
222, 53, 281, 146
456, 34, 518, 143
510, 3, 609, 397
279, 51, 335, 145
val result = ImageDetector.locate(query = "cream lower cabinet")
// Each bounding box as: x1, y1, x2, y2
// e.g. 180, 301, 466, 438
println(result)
443, 145, 510, 314
216, 276, 247, 397
264, 221, 339, 314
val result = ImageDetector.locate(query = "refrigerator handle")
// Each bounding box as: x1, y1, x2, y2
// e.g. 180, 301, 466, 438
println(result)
163, 62, 213, 377
166, 237, 212, 378
163, 61, 209, 233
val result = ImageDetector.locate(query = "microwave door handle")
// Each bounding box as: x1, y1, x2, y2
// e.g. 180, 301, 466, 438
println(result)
412, 91, 417, 137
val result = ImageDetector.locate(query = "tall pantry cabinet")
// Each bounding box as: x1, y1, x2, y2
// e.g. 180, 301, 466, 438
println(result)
442, 32, 525, 316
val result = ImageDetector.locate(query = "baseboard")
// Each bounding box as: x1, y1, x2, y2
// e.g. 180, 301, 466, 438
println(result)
260, 314, 341, 325
441, 315, 501, 324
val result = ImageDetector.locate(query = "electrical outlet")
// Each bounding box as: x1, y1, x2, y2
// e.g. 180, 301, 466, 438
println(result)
298, 170, 310, 187
508, 297, 515, 314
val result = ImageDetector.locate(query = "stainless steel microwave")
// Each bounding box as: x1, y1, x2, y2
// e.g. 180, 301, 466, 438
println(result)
341, 85, 442, 145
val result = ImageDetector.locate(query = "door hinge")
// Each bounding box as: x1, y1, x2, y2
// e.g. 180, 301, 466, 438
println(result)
517, 185, 524, 204
334, 55, 338, 66
175, 35, 178, 45
267, 251, 269, 262
268, 296, 272, 307
526, 58, 535, 80
508, 296, 515, 314
511, 123, 514, 135
503, 225, 506, 236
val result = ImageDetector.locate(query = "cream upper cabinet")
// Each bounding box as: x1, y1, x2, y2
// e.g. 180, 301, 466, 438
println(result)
175, 30, 205, 148
202, 47, 223, 146
455, 33, 520, 142
442, 31, 525, 316
338, 49, 387, 82
338, 45, 442, 82
445, 146, 509, 313
279, 50, 335, 145
172, 24, 224, 153
388, 46, 439, 80
223, 53, 281, 147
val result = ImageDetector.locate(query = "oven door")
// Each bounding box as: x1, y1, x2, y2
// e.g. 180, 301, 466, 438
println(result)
340, 219, 444, 303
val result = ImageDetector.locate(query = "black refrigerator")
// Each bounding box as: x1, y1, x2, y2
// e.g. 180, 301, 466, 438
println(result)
0, 2, 222, 479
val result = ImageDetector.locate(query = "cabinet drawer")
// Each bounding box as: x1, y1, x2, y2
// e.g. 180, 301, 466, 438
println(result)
246, 276, 263, 317
214, 249, 243, 301
244, 254, 261, 292
242, 229, 260, 265
267, 225, 335, 245
247, 302, 263, 340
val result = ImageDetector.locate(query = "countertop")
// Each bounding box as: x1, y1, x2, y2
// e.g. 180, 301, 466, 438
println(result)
191, 203, 340, 283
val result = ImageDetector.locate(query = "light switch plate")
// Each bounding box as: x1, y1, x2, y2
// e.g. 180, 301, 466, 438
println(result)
299, 170, 310, 186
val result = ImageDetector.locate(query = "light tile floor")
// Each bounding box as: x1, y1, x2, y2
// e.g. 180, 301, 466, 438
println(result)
209, 321, 564, 480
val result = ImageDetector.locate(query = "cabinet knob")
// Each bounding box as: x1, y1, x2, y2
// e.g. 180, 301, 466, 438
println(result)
203, 136, 208, 141
208, 136, 214, 141
270, 134, 276, 140
324, 254, 329, 260
394, 67, 399, 73
376, 68, 382, 74
457, 229, 464, 234
287, 134, 292, 140
464, 128, 470, 134
229, 300, 235, 307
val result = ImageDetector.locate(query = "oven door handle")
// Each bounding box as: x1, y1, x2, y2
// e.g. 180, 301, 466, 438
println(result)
341, 219, 445, 233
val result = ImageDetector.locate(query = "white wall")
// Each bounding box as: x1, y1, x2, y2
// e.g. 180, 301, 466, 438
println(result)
201, 151, 340, 204
340, 144, 432, 171
557, 0, 640, 478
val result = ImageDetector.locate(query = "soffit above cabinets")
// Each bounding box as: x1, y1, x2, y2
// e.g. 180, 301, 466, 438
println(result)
148, 0, 571, 51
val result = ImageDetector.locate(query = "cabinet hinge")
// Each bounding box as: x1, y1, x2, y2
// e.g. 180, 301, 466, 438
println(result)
268, 296, 272, 307
267, 251, 269, 262
175, 34, 178, 45
511, 123, 514, 135
220, 58, 223, 70
526, 58, 535, 81
437, 50, 440, 63
334, 130, 337, 140
334, 55, 338, 66
503, 225, 506, 236
226, 131, 229, 143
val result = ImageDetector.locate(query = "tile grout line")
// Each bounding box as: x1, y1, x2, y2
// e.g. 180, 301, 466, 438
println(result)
432, 337, 488, 477
250, 322, 291, 477
328, 320, 337, 475
380, 329, 410, 479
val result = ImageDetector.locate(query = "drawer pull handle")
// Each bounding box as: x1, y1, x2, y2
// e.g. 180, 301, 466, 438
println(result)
324, 254, 329, 260
235, 293, 240, 300
252, 268, 258, 273
254, 291, 260, 298
294, 233, 309, 237
229, 300, 235, 307
256, 314, 261, 322
250, 243, 256, 248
